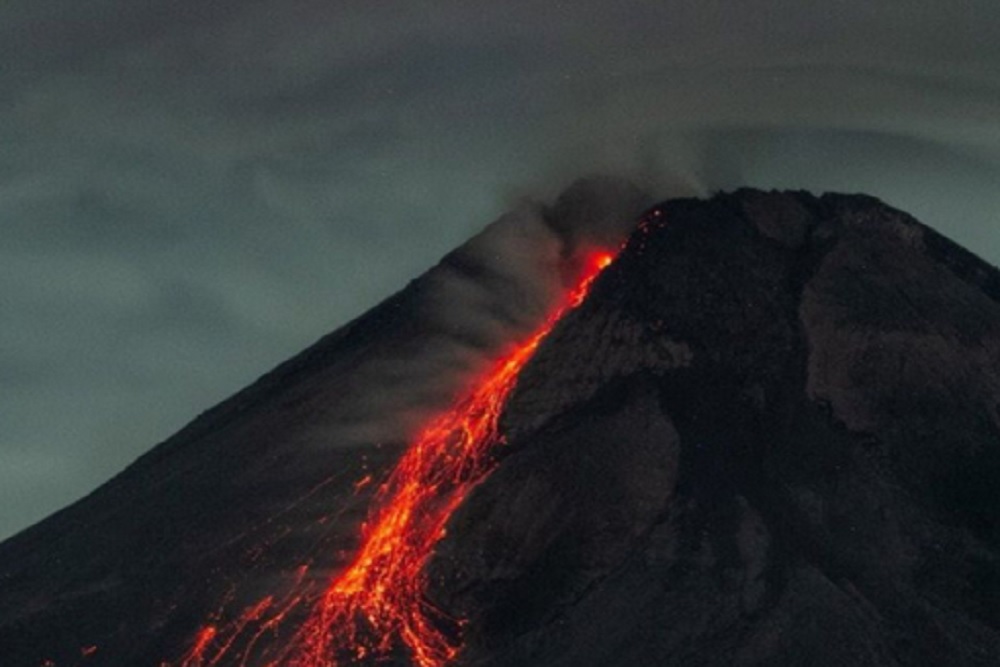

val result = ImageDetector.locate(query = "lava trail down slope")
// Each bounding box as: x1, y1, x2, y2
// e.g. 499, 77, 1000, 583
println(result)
175, 251, 618, 667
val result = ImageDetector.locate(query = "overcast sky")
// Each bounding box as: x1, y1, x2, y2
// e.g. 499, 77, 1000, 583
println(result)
2, 0, 999, 540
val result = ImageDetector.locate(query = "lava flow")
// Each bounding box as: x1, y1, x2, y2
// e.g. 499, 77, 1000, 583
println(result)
177, 249, 618, 667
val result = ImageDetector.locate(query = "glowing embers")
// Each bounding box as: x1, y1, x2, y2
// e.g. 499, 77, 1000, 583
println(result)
176, 248, 618, 667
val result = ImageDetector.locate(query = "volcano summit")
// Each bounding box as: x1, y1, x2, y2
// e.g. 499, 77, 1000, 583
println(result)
1, 185, 998, 667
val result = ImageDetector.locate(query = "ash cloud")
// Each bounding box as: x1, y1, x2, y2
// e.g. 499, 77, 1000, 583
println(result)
430, 175, 649, 338
322, 176, 649, 447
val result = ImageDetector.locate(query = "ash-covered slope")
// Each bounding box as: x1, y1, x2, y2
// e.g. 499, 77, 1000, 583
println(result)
2, 189, 999, 666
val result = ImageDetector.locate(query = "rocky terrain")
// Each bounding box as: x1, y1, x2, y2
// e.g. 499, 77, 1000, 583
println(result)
1, 189, 997, 666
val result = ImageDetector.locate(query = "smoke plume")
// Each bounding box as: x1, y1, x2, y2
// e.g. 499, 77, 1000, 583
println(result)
319, 176, 650, 449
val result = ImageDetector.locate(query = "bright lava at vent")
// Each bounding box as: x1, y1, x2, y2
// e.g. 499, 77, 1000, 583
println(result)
175, 249, 620, 667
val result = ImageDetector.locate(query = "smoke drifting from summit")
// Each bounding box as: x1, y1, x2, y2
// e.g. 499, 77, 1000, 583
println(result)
321, 177, 649, 448
429, 176, 649, 337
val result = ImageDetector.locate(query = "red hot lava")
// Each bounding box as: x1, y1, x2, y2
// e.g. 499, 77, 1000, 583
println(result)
178, 250, 618, 667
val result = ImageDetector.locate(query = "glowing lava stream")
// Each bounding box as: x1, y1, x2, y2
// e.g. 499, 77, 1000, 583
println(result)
179, 250, 617, 667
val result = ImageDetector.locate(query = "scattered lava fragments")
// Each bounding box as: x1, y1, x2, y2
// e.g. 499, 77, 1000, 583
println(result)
175, 248, 624, 667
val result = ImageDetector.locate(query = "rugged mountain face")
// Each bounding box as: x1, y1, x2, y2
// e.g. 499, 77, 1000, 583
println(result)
2, 190, 999, 666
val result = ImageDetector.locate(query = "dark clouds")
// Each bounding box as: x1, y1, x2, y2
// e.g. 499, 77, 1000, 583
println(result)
2, 0, 999, 539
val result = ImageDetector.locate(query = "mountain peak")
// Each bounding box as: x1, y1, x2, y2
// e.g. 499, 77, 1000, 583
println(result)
1, 189, 998, 666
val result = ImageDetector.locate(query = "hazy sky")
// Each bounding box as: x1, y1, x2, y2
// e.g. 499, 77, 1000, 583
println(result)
2, 0, 999, 540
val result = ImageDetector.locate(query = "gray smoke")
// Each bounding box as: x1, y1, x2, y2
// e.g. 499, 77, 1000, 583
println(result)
320, 176, 650, 447
430, 176, 649, 335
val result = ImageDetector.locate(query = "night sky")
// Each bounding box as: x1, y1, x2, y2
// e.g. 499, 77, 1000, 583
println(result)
2, 1, 999, 540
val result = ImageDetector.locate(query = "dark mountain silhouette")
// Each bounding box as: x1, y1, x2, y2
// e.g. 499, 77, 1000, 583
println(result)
1, 189, 998, 666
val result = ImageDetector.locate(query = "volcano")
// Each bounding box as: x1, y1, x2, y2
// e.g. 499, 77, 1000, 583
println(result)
1, 186, 999, 667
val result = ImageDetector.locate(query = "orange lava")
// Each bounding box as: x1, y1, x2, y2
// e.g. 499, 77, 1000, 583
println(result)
177, 249, 618, 667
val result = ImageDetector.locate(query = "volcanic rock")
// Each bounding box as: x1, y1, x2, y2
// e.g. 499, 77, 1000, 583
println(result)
1, 189, 998, 666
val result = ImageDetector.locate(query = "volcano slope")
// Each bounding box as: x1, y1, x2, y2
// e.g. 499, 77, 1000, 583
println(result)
1, 189, 999, 666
